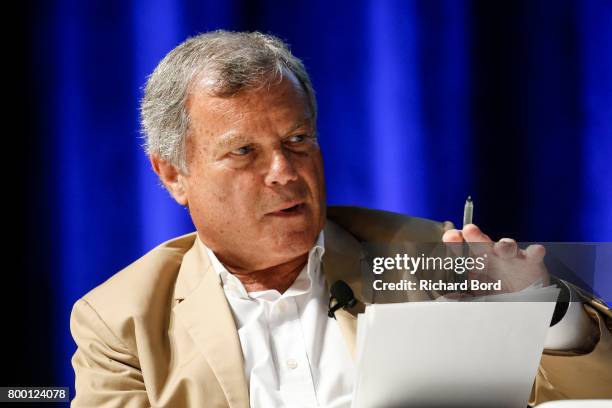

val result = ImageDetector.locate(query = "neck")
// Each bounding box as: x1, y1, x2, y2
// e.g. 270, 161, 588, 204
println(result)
224, 253, 309, 293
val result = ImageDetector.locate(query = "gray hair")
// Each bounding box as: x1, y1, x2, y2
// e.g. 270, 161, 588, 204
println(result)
140, 30, 317, 173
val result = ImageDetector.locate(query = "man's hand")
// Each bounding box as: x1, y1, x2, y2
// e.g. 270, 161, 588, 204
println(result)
442, 224, 550, 295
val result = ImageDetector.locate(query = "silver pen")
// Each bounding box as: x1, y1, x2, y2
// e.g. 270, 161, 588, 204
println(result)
461, 196, 474, 285
463, 195, 473, 227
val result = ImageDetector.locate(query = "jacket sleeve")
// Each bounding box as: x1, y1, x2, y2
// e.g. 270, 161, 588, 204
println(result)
70, 298, 149, 408
530, 295, 612, 405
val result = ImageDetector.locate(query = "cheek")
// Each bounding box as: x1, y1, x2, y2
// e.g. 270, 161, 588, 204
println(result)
299, 152, 325, 196
314, 153, 325, 192
187, 169, 262, 218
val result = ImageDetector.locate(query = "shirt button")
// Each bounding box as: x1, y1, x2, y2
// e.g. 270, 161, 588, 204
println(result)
286, 358, 298, 370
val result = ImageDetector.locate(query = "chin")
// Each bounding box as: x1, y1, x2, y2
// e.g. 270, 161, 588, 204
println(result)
271, 229, 319, 256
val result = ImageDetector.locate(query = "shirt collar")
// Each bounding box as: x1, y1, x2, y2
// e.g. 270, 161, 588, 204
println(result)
196, 232, 325, 301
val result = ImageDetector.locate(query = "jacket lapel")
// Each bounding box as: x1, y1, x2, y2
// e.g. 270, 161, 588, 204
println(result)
172, 238, 249, 408
322, 220, 369, 359
170, 220, 369, 403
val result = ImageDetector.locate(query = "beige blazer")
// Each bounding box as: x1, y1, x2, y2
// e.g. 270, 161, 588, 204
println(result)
70, 206, 612, 407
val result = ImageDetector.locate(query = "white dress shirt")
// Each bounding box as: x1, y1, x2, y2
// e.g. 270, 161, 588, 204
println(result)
198, 232, 354, 408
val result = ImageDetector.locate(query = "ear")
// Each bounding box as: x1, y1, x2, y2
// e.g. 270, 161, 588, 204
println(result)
149, 154, 188, 206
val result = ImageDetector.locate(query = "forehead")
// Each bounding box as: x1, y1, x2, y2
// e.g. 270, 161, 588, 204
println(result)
187, 72, 311, 135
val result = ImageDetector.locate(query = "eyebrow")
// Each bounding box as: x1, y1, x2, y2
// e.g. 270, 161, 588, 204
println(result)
286, 116, 314, 134
214, 132, 253, 152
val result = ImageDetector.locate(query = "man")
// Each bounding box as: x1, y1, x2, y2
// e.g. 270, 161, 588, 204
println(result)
70, 31, 612, 407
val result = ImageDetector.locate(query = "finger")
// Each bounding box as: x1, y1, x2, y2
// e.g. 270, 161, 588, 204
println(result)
525, 244, 546, 263
494, 238, 518, 259
462, 224, 492, 257
462, 224, 492, 243
442, 229, 465, 258
442, 229, 464, 243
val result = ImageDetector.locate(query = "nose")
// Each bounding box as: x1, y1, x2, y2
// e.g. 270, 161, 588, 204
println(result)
264, 149, 299, 186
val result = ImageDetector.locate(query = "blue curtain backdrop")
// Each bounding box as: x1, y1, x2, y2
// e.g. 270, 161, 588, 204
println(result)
10, 0, 611, 393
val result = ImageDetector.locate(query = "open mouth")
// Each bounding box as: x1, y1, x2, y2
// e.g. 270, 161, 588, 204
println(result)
268, 203, 305, 216
281, 204, 302, 213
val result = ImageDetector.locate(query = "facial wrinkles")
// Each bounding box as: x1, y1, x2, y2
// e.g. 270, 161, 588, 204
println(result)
184, 75, 323, 255
230, 151, 309, 219
194, 145, 310, 225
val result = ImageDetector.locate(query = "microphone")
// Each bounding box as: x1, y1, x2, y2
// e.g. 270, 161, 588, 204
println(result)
328, 280, 357, 319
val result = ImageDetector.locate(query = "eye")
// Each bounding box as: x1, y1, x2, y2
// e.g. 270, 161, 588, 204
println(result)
283, 134, 317, 153
287, 134, 318, 146
287, 134, 307, 143
230, 145, 254, 156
